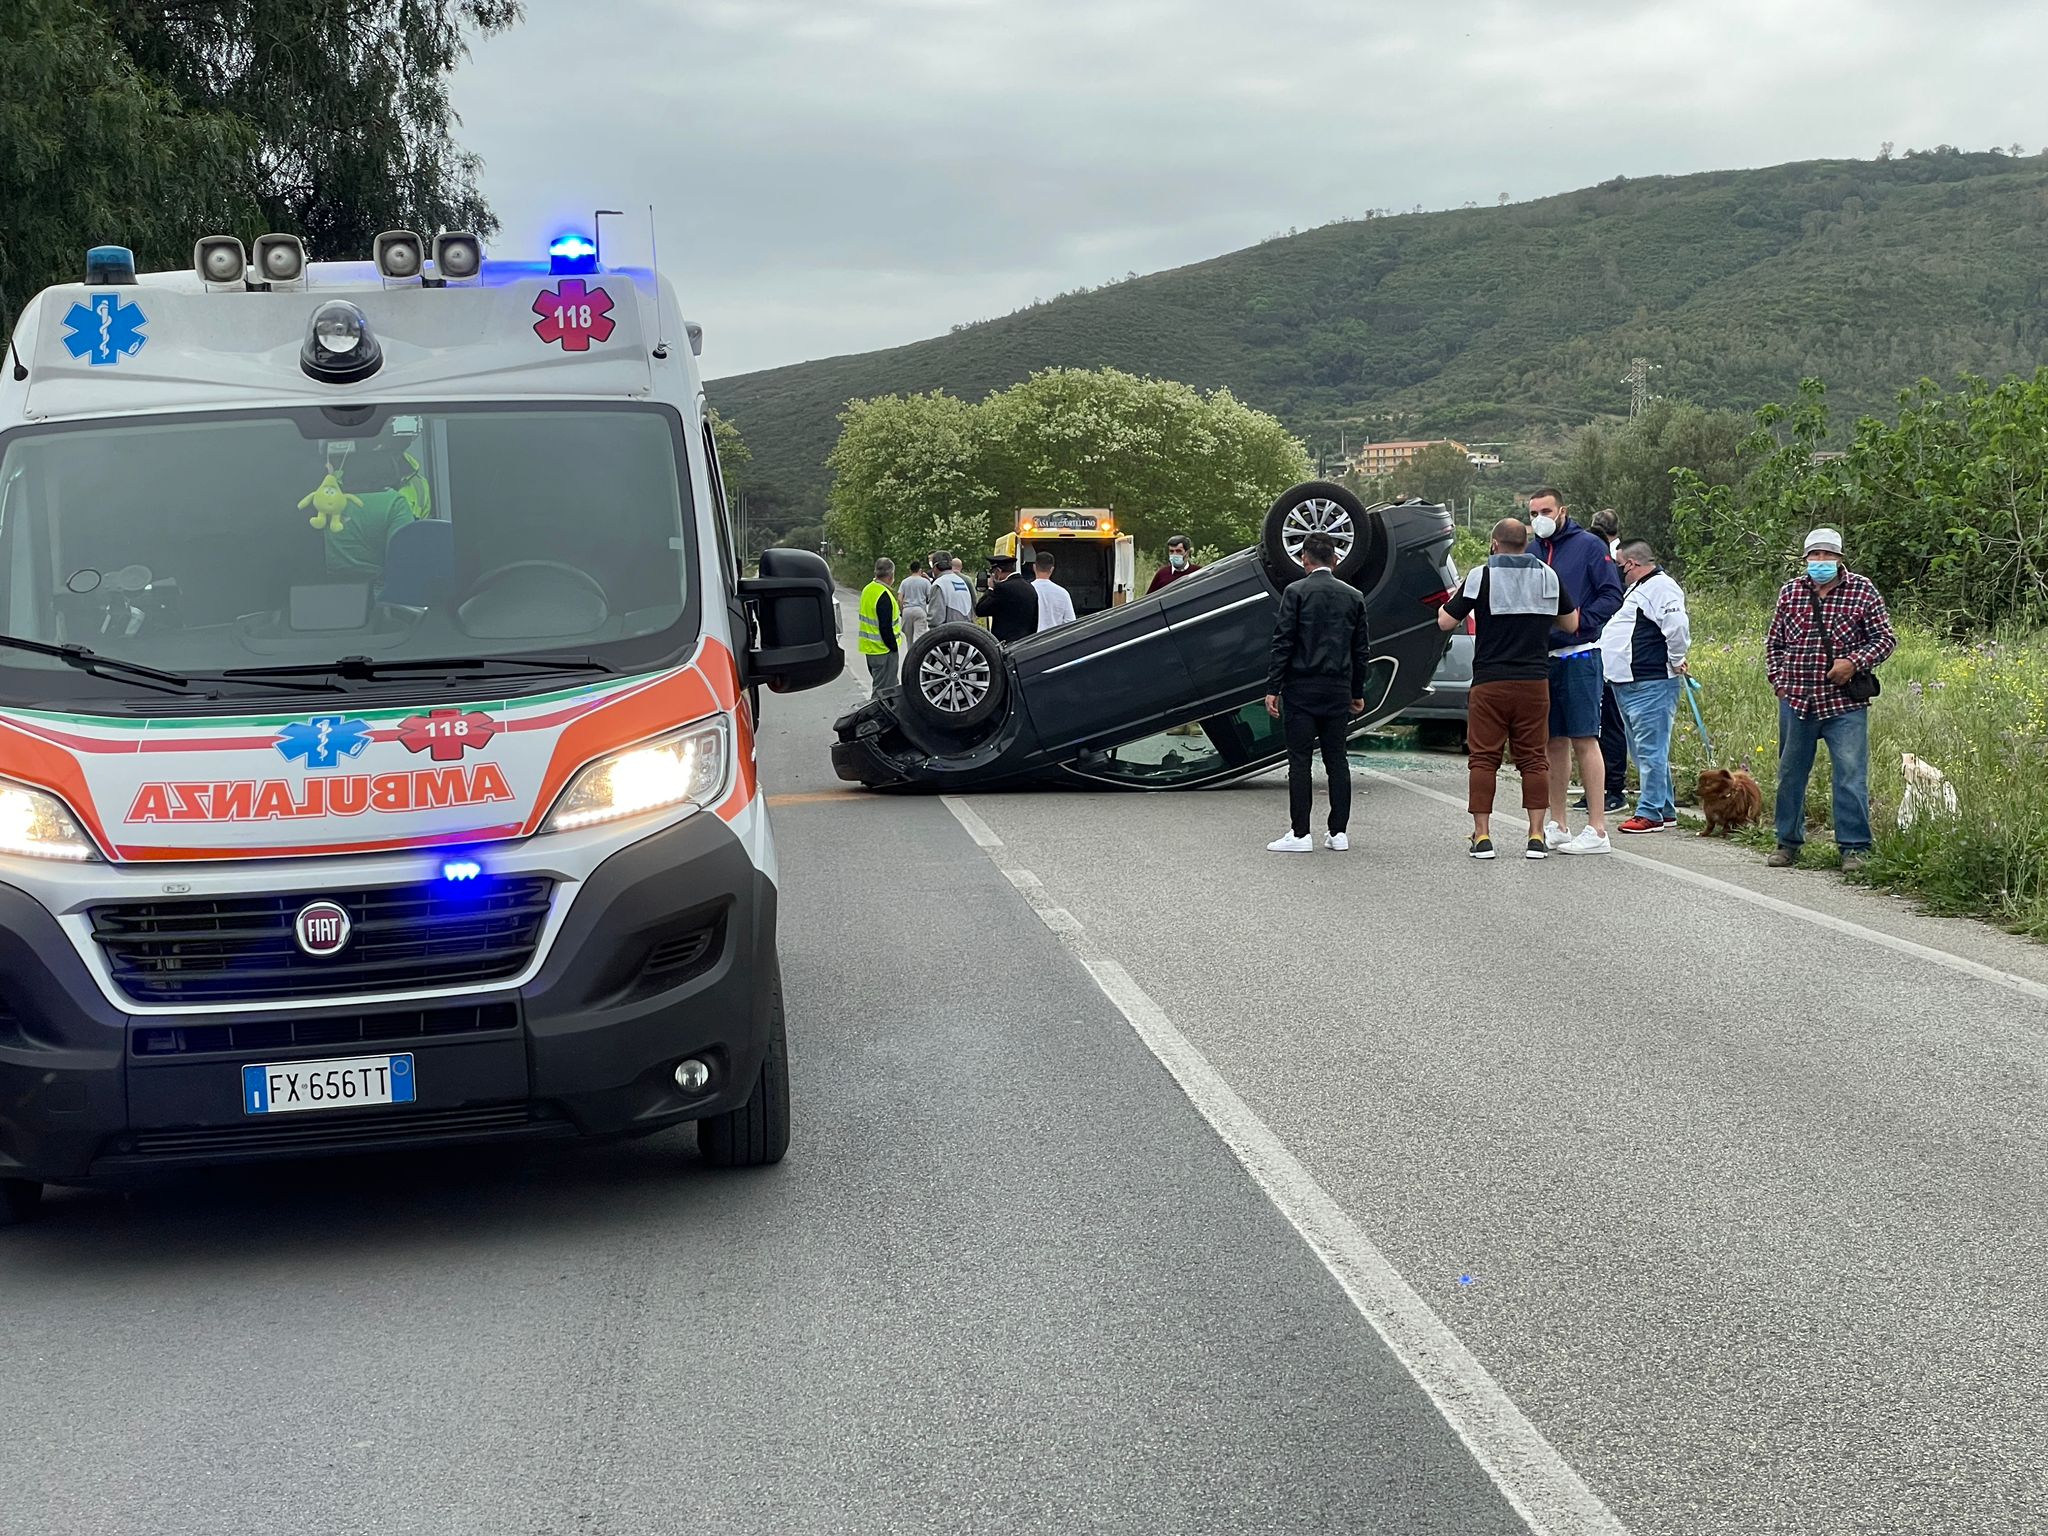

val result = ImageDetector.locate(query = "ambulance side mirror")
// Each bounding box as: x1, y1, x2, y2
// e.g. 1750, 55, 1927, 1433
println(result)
739, 548, 843, 695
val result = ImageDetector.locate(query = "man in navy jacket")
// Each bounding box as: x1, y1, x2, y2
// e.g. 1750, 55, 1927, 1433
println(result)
1529, 489, 1623, 855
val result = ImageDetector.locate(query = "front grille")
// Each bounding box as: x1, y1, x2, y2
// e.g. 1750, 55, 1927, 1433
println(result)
92, 878, 554, 1005
132, 1001, 519, 1057
115, 1104, 560, 1160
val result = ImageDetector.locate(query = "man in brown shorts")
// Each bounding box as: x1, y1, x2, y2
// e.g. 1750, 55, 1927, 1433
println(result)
1438, 519, 1580, 859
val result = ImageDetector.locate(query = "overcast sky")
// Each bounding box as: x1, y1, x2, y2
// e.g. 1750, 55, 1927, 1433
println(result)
452, 0, 2046, 381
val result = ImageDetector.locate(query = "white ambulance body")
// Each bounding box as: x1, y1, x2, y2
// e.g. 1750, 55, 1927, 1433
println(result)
0, 233, 841, 1223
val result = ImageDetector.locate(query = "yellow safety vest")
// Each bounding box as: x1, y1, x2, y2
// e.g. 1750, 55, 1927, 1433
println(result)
858, 581, 892, 655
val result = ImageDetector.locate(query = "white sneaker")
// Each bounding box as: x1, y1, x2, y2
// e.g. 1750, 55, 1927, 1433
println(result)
1324, 832, 1349, 851
1267, 833, 1313, 853
1544, 819, 1572, 849
1558, 827, 1611, 856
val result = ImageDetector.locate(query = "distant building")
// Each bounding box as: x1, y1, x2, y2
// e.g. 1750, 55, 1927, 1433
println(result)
1466, 451, 1502, 469
1351, 438, 1468, 477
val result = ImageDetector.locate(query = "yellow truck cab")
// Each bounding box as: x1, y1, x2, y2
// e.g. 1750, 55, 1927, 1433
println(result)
994, 508, 1136, 617
0, 232, 842, 1224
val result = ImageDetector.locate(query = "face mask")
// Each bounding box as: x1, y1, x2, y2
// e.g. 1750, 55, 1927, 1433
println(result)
1806, 560, 1839, 583
1531, 515, 1558, 540
1169, 553, 1187, 569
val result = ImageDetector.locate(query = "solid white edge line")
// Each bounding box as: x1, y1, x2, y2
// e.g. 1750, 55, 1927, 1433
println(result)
941, 795, 1630, 1536
940, 795, 1004, 850
1357, 766, 2048, 1008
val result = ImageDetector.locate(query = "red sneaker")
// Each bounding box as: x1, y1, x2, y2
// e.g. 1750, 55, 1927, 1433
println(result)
1618, 815, 1663, 834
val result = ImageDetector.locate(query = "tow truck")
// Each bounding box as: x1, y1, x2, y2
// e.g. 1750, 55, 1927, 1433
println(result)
0, 228, 841, 1224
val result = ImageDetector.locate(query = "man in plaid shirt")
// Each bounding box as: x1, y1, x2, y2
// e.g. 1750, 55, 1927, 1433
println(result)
1764, 527, 1897, 871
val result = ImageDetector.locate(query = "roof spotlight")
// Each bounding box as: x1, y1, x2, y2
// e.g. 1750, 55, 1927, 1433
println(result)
374, 230, 425, 281
432, 231, 482, 281
194, 236, 247, 287
253, 233, 307, 286
300, 300, 384, 384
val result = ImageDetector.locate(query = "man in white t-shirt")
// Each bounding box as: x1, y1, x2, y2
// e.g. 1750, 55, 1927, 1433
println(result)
928, 552, 975, 626
1032, 551, 1076, 631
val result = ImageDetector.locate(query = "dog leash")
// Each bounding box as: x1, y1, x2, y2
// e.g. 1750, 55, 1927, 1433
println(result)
1683, 676, 1718, 764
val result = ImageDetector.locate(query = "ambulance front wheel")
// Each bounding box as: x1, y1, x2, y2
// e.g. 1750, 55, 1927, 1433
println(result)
697, 963, 790, 1169
0, 1178, 43, 1228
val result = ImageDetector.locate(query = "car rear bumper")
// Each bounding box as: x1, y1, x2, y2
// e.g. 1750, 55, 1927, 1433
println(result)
1398, 680, 1470, 722
0, 810, 777, 1187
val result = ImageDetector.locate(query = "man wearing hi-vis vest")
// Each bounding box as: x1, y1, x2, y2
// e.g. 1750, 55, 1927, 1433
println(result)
858, 558, 901, 698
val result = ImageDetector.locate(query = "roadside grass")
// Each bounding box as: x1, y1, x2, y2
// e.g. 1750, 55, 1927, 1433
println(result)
1674, 592, 2048, 937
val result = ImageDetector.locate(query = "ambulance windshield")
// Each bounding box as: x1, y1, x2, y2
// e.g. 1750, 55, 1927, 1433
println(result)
0, 404, 700, 703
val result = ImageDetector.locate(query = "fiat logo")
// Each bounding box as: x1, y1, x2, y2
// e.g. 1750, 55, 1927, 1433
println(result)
294, 900, 352, 957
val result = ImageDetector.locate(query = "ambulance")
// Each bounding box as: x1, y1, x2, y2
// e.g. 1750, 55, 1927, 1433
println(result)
0, 229, 842, 1225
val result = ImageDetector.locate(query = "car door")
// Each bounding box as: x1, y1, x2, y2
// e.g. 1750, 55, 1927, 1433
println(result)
1011, 602, 1193, 753
1154, 550, 1281, 714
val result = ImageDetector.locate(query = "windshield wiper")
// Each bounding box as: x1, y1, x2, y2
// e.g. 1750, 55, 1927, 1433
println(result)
0, 633, 197, 694
222, 653, 618, 684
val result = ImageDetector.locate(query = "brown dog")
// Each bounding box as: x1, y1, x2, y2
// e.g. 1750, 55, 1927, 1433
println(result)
1697, 767, 1763, 836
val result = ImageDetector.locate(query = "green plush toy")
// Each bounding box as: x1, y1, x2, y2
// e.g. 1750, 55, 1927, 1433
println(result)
298, 471, 362, 532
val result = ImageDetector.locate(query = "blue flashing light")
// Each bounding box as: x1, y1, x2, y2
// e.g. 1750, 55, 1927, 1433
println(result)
548, 232, 598, 276
85, 245, 138, 286
441, 858, 482, 883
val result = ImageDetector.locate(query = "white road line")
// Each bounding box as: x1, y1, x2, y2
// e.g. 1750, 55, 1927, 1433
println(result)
941, 795, 1004, 850
1358, 766, 2048, 1008
941, 795, 1630, 1536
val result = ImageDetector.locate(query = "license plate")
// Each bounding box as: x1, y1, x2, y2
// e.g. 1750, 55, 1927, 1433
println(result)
241, 1054, 416, 1115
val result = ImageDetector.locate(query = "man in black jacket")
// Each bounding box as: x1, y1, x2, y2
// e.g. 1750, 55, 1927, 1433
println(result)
974, 555, 1040, 643
1264, 532, 1371, 852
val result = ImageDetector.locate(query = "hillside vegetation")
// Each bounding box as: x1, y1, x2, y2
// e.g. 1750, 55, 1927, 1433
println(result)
711, 150, 2048, 516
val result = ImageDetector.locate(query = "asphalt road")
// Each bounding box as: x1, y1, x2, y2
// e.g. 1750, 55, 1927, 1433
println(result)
4, 635, 2042, 1535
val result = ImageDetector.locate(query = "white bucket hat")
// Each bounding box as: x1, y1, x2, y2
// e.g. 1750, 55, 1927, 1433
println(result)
1803, 527, 1844, 555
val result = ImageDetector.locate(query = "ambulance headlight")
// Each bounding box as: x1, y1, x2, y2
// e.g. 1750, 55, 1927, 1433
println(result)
194, 236, 246, 286
374, 229, 425, 280
544, 718, 730, 833
433, 232, 482, 281
300, 300, 383, 383
254, 232, 307, 284
0, 779, 101, 862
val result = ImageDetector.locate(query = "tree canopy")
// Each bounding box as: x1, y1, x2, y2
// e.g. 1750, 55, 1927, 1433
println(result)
2, 0, 517, 333
824, 368, 1313, 565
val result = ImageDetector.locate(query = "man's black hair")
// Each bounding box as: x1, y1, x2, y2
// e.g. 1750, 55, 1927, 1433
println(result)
909, 558, 927, 574
1301, 531, 1338, 568
1528, 487, 1564, 506
1166, 533, 1192, 550
1034, 551, 1055, 573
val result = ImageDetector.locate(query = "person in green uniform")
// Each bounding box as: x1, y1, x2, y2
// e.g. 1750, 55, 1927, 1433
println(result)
322, 437, 430, 581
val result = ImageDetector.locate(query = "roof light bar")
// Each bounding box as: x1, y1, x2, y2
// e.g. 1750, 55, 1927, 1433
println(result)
194, 236, 247, 288
84, 246, 138, 286
549, 232, 598, 276
374, 230, 425, 282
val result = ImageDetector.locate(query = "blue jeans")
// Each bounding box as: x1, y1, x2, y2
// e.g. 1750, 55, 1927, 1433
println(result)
1775, 702, 1871, 851
1615, 677, 1681, 821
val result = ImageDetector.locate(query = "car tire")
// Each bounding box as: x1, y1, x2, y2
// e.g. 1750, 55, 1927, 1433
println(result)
698, 963, 790, 1169
900, 623, 1009, 736
1262, 481, 1379, 585
0, 1178, 43, 1228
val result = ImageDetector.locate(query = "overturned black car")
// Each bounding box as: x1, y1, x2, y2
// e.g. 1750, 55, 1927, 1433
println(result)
831, 483, 1456, 791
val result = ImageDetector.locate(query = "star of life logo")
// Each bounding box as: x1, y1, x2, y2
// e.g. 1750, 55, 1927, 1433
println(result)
59, 293, 149, 367
274, 715, 374, 769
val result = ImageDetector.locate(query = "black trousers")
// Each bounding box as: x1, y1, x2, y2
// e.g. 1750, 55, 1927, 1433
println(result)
1284, 699, 1352, 836
1600, 682, 1629, 798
